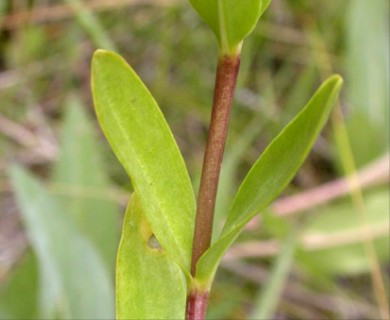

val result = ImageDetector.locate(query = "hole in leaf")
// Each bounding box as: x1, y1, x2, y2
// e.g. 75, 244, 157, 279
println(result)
147, 234, 162, 250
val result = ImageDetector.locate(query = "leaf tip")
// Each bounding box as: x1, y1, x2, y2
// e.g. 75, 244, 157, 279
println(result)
93, 49, 111, 59
328, 74, 344, 89
92, 49, 120, 68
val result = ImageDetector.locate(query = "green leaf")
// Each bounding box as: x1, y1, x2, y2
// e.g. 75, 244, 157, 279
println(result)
188, 0, 271, 55
9, 166, 114, 319
196, 75, 343, 285
52, 97, 120, 270
91, 50, 195, 271
116, 195, 186, 319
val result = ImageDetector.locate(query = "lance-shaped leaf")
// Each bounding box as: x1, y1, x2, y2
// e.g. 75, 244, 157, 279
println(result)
116, 195, 187, 319
195, 75, 343, 285
188, 0, 271, 54
91, 50, 195, 271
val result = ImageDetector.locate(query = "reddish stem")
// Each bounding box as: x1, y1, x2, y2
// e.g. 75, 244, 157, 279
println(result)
190, 55, 240, 276
185, 289, 209, 320
186, 55, 240, 320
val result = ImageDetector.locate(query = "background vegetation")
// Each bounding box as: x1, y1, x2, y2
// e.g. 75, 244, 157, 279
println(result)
0, 0, 388, 319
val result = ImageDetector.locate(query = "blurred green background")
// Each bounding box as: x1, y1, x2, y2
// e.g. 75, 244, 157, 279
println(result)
0, 0, 389, 319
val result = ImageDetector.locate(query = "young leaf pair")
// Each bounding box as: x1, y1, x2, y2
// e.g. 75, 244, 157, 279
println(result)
188, 0, 271, 55
91, 50, 342, 319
